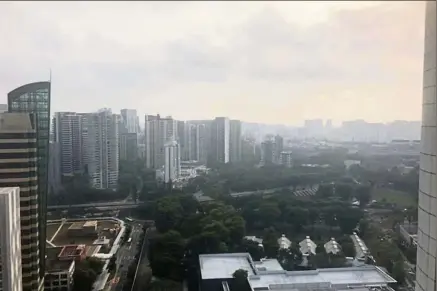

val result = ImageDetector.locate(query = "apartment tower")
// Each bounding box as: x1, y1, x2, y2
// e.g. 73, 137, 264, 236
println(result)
0, 113, 40, 291
145, 114, 177, 169
210, 117, 230, 164
416, 2, 437, 291
81, 109, 119, 190
53, 112, 84, 176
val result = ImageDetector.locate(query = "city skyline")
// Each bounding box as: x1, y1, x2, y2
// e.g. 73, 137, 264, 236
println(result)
0, 1, 425, 125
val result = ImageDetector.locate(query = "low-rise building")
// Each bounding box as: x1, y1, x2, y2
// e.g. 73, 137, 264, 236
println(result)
45, 247, 75, 291
59, 245, 87, 262
199, 253, 396, 291
67, 221, 98, 237
351, 232, 369, 261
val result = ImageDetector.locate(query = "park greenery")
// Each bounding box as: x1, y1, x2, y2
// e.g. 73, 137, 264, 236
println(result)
73, 258, 104, 291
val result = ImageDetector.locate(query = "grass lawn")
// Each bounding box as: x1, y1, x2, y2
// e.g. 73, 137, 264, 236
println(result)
371, 188, 417, 208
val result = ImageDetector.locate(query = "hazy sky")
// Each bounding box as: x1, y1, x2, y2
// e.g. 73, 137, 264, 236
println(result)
0, 1, 425, 125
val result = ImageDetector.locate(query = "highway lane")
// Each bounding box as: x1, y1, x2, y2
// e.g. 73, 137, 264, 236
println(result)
107, 222, 144, 291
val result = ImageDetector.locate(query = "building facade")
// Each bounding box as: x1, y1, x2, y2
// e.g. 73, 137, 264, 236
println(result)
416, 2, 437, 291
8, 81, 51, 290
274, 135, 284, 164
145, 115, 177, 169
82, 109, 119, 190
0, 187, 22, 291
119, 133, 138, 161
229, 120, 242, 163
210, 117, 230, 164
279, 152, 293, 168
53, 112, 84, 176
120, 109, 139, 134
0, 113, 41, 291
48, 141, 62, 196
164, 141, 181, 183
261, 140, 276, 165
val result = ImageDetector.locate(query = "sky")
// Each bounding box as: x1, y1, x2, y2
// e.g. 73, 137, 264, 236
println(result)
0, 1, 426, 125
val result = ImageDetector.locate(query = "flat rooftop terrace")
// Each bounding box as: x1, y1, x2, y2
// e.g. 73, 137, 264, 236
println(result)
249, 266, 397, 289
200, 253, 397, 290
200, 253, 256, 279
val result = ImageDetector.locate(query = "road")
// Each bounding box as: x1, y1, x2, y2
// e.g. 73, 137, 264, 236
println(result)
47, 201, 139, 210
107, 222, 144, 291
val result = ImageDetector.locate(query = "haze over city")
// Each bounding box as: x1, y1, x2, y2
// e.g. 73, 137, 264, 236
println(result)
0, 1, 425, 125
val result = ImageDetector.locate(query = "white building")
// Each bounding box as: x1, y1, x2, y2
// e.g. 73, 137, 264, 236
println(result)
277, 234, 291, 249
53, 112, 84, 176
120, 109, 139, 133
279, 151, 293, 168
299, 236, 317, 256
416, 2, 437, 291
0, 187, 22, 291
229, 120, 242, 163
324, 238, 341, 255
145, 115, 177, 169
199, 253, 396, 291
184, 123, 200, 161
210, 117, 230, 164
164, 140, 181, 183
82, 109, 119, 190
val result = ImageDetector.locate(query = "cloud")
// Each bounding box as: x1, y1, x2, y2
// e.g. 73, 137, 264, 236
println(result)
0, 1, 425, 124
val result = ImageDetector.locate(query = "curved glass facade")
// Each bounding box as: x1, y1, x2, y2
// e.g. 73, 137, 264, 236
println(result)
8, 81, 51, 291
416, 2, 437, 291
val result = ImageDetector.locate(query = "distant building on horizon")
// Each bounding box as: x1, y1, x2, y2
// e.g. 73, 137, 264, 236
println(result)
229, 120, 242, 163
209, 117, 230, 164
164, 140, 181, 183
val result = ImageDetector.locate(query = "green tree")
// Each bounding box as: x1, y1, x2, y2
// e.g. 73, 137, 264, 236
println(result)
356, 185, 371, 207
335, 183, 354, 201
232, 269, 249, 290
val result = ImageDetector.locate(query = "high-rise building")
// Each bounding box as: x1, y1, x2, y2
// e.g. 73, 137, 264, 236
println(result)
144, 114, 177, 169
279, 152, 293, 168
274, 135, 284, 164
120, 133, 138, 161
210, 117, 230, 164
8, 81, 50, 290
229, 120, 242, 163
82, 109, 119, 190
48, 141, 62, 196
261, 140, 276, 165
53, 112, 84, 176
198, 124, 208, 164
0, 187, 22, 291
120, 109, 139, 133
183, 123, 200, 161
164, 140, 181, 183
416, 2, 436, 291
0, 113, 41, 291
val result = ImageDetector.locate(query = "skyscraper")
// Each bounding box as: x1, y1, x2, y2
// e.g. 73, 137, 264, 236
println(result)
8, 81, 50, 290
144, 114, 177, 169
120, 109, 139, 133
210, 117, 230, 164
0, 187, 22, 291
164, 140, 181, 183
274, 135, 284, 164
416, 2, 437, 291
229, 120, 242, 163
120, 132, 138, 161
261, 140, 276, 165
0, 113, 40, 291
82, 109, 120, 190
53, 112, 84, 176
